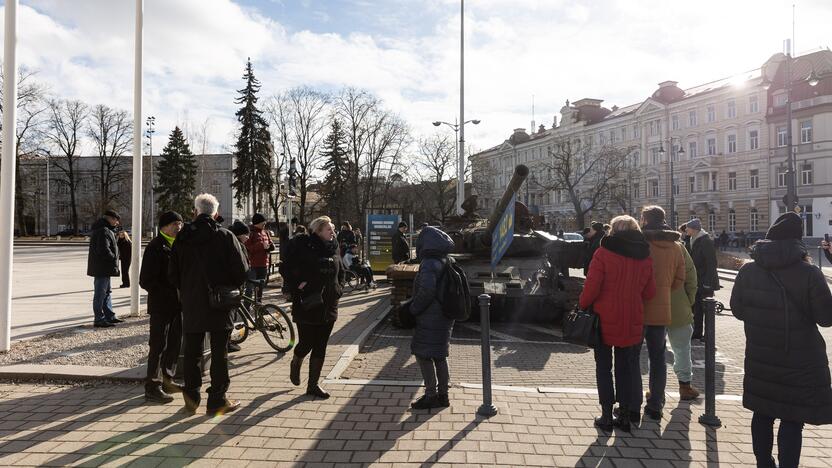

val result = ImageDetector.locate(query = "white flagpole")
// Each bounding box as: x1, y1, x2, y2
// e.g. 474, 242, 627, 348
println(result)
0, 0, 19, 351
130, 0, 144, 316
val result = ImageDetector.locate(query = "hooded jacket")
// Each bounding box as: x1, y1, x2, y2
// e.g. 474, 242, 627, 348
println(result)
690, 230, 720, 294
168, 214, 249, 333
87, 218, 119, 278
642, 226, 686, 326
730, 239, 832, 425
280, 232, 342, 325
410, 226, 456, 359
670, 244, 697, 328
579, 230, 656, 347
392, 229, 411, 264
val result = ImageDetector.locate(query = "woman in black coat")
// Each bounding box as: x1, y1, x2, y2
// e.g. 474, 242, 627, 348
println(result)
730, 212, 832, 468
117, 230, 132, 288
281, 216, 341, 399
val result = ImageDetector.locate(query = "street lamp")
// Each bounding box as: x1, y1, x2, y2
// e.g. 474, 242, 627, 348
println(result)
287, 156, 297, 238
760, 49, 823, 212
432, 119, 481, 215
145, 115, 156, 230
659, 138, 685, 228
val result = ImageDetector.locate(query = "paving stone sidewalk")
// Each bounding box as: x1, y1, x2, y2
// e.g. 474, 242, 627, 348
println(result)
2, 286, 832, 467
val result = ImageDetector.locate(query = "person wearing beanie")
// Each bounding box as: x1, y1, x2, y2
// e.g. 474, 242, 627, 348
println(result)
684, 218, 719, 341
229, 220, 250, 242
87, 210, 122, 328
583, 221, 606, 275
731, 211, 832, 467
392, 221, 411, 264
244, 214, 275, 301
139, 211, 185, 403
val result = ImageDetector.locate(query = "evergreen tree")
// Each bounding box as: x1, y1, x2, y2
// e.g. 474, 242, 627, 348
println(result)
232, 58, 273, 211
155, 126, 197, 217
319, 118, 351, 224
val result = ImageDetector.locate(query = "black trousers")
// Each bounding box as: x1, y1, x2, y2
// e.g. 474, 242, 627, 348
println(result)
183, 330, 230, 406
121, 258, 131, 286
145, 312, 182, 391
751, 412, 804, 468
594, 343, 640, 408
294, 321, 335, 359
692, 288, 713, 339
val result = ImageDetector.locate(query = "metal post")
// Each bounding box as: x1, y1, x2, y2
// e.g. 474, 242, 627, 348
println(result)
785, 46, 797, 212
129, 0, 144, 317
0, 0, 19, 352
670, 144, 675, 228
477, 294, 498, 417
698, 297, 722, 427
457, 0, 465, 216
45, 154, 50, 237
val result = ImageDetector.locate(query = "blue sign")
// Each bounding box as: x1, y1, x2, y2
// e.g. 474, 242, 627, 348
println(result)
491, 194, 515, 269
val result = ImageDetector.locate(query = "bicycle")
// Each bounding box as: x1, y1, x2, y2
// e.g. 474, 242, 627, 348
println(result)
230, 279, 296, 352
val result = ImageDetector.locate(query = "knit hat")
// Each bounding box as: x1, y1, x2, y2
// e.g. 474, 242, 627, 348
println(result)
158, 211, 183, 228
251, 213, 266, 225
766, 212, 803, 241
230, 220, 250, 237
687, 218, 702, 230
591, 222, 604, 232
398, 221, 408, 228
103, 209, 120, 220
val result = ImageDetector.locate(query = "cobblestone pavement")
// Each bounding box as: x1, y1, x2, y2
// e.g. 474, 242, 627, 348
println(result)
3, 285, 832, 466
342, 284, 832, 397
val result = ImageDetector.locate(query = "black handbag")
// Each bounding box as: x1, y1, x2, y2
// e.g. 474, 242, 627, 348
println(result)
296, 290, 324, 313
562, 306, 601, 348
208, 285, 243, 311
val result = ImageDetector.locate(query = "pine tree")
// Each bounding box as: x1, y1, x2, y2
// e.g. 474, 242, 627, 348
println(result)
232, 58, 273, 211
319, 118, 351, 224
154, 126, 198, 217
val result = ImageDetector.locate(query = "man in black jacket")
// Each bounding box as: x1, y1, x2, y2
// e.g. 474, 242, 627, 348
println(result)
86, 210, 122, 328
169, 194, 249, 416
140, 211, 184, 404
392, 221, 410, 264
685, 218, 720, 341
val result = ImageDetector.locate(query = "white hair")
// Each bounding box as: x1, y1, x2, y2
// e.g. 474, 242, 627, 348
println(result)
194, 193, 219, 216
308, 216, 332, 234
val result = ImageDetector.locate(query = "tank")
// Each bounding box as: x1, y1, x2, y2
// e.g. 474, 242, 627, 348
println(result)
387, 164, 586, 324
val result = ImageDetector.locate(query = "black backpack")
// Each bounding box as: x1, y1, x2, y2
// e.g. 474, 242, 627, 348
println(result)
436, 257, 471, 321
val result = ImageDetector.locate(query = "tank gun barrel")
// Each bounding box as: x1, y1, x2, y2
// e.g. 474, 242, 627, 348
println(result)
485, 164, 529, 240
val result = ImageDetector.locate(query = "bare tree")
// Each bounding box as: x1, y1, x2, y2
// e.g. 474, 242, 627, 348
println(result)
45, 99, 88, 234
535, 138, 634, 229
268, 87, 329, 223
412, 133, 456, 223
88, 104, 132, 212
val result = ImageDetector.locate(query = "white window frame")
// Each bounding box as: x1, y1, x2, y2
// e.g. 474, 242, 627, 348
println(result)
672, 114, 680, 130
688, 141, 697, 157
708, 212, 716, 231
728, 172, 737, 191
750, 169, 759, 189
750, 210, 759, 231
689, 110, 697, 127
777, 168, 787, 187
707, 105, 715, 122
749, 95, 759, 113
728, 210, 736, 232
777, 126, 787, 147
727, 99, 736, 119
749, 129, 759, 150
727, 134, 737, 153
649, 179, 659, 197
800, 120, 813, 144
801, 163, 813, 185
707, 138, 717, 155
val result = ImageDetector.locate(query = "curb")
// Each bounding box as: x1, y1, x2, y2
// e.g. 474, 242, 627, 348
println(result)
325, 298, 392, 381
0, 363, 146, 382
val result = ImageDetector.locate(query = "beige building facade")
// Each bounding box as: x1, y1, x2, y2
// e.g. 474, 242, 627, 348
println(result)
471, 50, 832, 237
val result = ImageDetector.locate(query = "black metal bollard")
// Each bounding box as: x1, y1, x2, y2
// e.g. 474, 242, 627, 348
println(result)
698, 297, 722, 427
477, 294, 498, 417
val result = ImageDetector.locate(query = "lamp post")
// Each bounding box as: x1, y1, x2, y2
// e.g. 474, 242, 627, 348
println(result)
145, 115, 155, 230
287, 156, 297, 238
659, 138, 685, 228
432, 119, 481, 214
44, 151, 50, 237
761, 46, 822, 212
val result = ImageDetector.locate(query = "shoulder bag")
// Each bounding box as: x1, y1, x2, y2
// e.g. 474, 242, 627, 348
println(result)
562, 305, 601, 348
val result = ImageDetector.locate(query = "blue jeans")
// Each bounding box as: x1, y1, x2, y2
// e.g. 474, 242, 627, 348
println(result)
667, 324, 693, 383
643, 325, 667, 411
92, 276, 115, 323
246, 267, 268, 301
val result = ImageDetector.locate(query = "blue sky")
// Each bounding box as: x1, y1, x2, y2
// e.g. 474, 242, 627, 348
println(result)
1, 0, 830, 157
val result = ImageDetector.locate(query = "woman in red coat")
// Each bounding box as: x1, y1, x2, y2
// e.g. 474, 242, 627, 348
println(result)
579, 215, 656, 433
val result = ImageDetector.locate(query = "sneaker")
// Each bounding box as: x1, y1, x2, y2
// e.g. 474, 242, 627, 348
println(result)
93, 321, 115, 328
411, 394, 442, 410
108, 318, 124, 324
206, 399, 240, 417
145, 387, 174, 404
228, 342, 241, 353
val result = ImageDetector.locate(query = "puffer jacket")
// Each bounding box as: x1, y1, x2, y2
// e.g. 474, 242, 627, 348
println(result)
579, 230, 656, 347
670, 244, 697, 328
730, 239, 832, 425
280, 233, 342, 325
642, 227, 685, 326
86, 218, 119, 277
410, 226, 455, 359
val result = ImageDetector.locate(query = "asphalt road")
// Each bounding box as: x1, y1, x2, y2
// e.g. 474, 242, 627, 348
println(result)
9, 245, 144, 341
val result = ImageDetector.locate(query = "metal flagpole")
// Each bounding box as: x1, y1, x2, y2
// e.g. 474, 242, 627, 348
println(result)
0, 0, 19, 351
457, 0, 465, 216
130, 0, 144, 316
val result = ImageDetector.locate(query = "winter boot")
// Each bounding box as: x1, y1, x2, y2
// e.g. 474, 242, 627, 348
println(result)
290, 355, 303, 386
593, 404, 614, 432
613, 405, 631, 433
679, 382, 701, 400
306, 357, 330, 399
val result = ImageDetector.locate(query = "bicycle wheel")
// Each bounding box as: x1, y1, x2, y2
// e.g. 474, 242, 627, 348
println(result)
345, 271, 359, 292
229, 307, 249, 344
258, 304, 296, 352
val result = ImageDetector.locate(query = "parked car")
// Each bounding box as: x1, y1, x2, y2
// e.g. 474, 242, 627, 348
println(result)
560, 232, 584, 242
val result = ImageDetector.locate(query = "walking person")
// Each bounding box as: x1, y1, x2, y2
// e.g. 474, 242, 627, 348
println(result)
392, 221, 411, 264
87, 210, 123, 328
117, 230, 132, 288
730, 212, 832, 468
579, 215, 656, 433
640, 206, 686, 421
409, 226, 456, 410
168, 193, 249, 416
282, 216, 342, 399
245, 213, 275, 300
686, 219, 720, 342
669, 240, 700, 400
583, 221, 605, 275
140, 211, 185, 403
